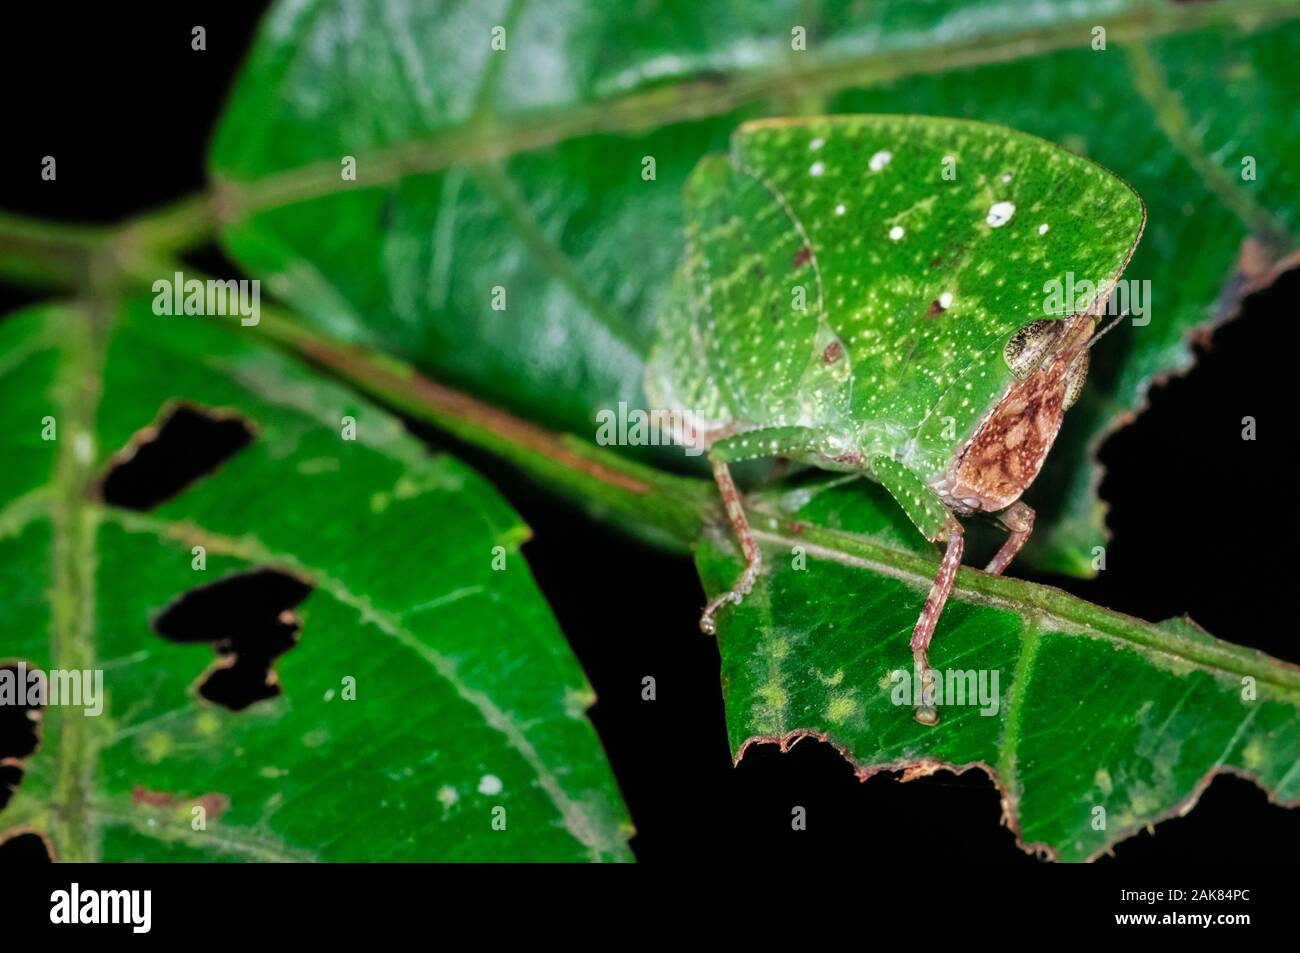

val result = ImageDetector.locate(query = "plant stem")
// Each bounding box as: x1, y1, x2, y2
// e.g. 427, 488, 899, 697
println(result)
110, 239, 721, 553
273, 307, 719, 550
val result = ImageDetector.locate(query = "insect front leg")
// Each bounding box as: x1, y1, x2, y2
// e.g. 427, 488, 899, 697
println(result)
700, 457, 761, 636
699, 427, 820, 636
985, 501, 1035, 576
870, 456, 965, 725
908, 522, 964, 726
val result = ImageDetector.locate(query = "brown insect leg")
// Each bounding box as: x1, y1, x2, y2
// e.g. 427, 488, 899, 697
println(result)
699, 458, 762, 636
984, 501, 1035, 576
910, 521, 964, 726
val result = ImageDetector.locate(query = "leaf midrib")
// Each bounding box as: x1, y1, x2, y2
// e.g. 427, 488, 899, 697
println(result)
48, 303, 109, 862
743, 519, 1300, 698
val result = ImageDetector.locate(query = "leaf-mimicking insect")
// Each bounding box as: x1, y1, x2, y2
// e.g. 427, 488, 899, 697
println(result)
646, 115, 1145, 724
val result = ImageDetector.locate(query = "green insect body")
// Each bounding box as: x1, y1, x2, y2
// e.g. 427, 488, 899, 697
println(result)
646, 116, 1145, 723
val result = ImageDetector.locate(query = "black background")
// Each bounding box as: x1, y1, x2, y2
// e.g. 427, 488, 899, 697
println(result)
1, 4, 1296, 868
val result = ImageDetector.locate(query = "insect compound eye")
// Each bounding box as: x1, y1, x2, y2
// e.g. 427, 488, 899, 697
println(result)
1063, 348, 1089, 410
1003, 318, 1062, 380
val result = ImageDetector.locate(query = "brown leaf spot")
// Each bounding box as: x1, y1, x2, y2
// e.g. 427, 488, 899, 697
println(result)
132, 786, 230, 821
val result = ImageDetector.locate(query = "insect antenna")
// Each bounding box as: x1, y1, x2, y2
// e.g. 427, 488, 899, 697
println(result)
1085, 310, 1130, 351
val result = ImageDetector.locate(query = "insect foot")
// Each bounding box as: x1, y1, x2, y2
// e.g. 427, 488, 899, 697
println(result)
699, 553, 763, 635
915, 668, 939, 727
699, 456, 765, 635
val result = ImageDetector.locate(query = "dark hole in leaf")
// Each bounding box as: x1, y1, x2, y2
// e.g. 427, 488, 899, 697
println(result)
152, 569, 312, 711
100, 404, 253, 511
0, 832, 52, 864
0, 663, 43, 811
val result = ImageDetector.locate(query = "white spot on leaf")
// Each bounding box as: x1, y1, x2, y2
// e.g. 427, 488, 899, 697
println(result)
809, 161, 825, 177
986, 201, 1016, 227
478, 774, 503, 795
869, 150, 892, 172
888, 225, 905, 241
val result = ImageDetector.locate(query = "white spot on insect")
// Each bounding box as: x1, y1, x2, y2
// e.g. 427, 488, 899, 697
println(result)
939, 292, 954, 309
888, 225, 905, 241
809, 161, 825, 177
1037, 223, 1050, 235
869, 150, 892, 172
478, 774, 503, 795
986, 201, 1016, 227
809, 137, 825, 151
834, 203, 846, 215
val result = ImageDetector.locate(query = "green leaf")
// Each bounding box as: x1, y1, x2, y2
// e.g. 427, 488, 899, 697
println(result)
696, 475, 1300, 862
0, 302, 631, 861
209, 0, 1300, 570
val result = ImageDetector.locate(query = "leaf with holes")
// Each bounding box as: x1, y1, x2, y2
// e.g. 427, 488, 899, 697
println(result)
0, 302, 631, 861
696, 474, 1300, 862
208, 0, 1300, 573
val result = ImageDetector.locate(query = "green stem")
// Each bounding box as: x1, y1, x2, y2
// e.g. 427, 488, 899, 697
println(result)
271, 306, 717, 550
0, 212, 110, 288
108, 245, 719, 553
